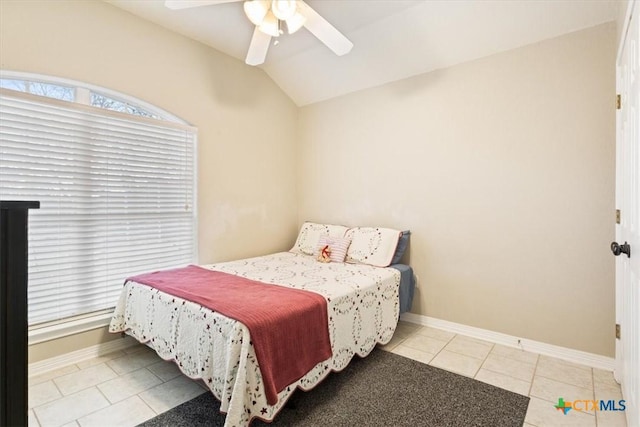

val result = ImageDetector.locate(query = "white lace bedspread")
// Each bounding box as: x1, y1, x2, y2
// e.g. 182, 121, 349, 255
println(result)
109, 252, 400, 426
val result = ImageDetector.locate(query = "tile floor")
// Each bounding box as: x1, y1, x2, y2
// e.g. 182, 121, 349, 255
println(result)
28, 322, 628, 427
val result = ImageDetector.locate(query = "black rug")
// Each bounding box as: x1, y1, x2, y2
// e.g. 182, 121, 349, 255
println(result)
139, 349, 529, 426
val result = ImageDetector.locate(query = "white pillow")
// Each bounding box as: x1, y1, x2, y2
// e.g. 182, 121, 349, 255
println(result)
344, 227, 402, 267
315, 235, 352, 263
290, 222, 349, 256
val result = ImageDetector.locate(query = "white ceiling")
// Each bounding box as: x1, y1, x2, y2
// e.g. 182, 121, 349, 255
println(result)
106, 0, 618, 106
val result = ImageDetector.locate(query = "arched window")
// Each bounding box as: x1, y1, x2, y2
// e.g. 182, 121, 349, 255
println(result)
0, 72, 197, 331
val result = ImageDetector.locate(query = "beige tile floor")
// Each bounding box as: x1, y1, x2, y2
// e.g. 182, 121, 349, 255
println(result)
28, 322, 628, 427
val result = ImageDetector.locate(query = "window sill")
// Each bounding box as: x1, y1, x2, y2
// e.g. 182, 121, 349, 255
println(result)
28, 311, 114, 345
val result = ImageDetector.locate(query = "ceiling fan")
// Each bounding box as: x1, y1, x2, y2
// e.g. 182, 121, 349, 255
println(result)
164, 0, 354, 66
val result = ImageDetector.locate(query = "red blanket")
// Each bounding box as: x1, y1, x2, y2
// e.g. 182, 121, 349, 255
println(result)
127, 265, 332, 405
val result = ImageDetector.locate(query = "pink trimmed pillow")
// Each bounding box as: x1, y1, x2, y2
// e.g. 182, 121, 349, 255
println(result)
290, 222, 349, 255
344, 227, 402, 267
315, 235, 351, 263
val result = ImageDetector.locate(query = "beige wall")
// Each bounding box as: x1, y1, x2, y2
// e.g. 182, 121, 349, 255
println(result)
2, 1, 617, 361
297, 23, 616, 356
28, 328, 122, 364
0, 0, 298, 362
616, 1, 632, 47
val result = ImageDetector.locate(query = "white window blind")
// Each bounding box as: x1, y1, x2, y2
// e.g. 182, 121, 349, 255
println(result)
0, 89, 197, 325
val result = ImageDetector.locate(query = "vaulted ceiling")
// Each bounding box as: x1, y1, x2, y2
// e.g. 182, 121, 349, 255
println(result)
107, 0, 618, 106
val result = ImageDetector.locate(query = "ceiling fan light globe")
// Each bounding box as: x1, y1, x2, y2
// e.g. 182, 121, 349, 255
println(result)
271, 0, 296, 20
286, 11, 305, 34
243, 0, 270, 26
258, 10, 280, 37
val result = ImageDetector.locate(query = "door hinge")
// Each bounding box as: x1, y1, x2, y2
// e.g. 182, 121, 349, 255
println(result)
616, 323, 621, 339
616, 94, 621, 110
616, 209, 621, 224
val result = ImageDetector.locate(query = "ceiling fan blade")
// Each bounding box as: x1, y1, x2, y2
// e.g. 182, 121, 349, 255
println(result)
245, 27, 271, 65
164, 0, 241, 10
297, 0, 353, 56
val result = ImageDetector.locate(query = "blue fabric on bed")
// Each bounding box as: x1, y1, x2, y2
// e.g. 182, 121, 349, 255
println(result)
389, 264, 415, 314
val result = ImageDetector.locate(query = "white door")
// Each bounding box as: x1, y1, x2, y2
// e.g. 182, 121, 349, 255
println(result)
615, 1, 640, 426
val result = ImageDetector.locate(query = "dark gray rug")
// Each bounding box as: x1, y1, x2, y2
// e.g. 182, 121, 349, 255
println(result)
139, 349, 529, 426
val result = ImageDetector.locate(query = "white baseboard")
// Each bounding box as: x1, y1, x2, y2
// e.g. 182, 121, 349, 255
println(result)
400, 312, 615, 371
29, 335, 139, 377
29, 313, 615, 377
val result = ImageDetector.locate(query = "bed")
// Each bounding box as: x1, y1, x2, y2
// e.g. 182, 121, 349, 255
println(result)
109, 223, 414, 426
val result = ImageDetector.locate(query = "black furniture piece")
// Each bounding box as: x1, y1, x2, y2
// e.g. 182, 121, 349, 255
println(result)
1, 201, 39, 427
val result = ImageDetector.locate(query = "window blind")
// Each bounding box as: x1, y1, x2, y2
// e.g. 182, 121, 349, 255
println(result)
0, 89, 196, 325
